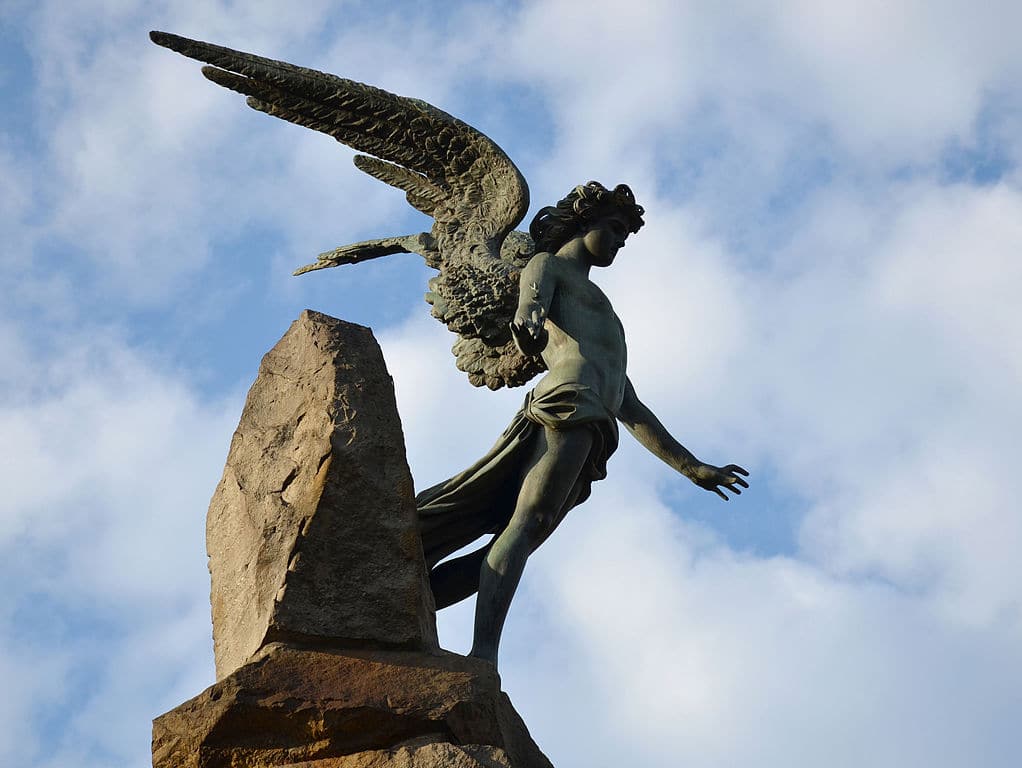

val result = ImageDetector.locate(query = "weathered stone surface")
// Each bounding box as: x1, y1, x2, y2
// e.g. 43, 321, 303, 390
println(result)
281, 737, 513, 767
206, 310, 437, 679
152, 643, 553, 768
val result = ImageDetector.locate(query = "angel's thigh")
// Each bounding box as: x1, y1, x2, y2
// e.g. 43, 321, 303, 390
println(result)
529, 475, 587, 555
508, 426, 593, 543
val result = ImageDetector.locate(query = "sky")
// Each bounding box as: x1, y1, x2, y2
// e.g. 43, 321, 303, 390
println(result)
2, 1, 1021, 766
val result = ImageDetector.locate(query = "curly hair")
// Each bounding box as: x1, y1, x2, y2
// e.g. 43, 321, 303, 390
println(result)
528, 181, 645, 254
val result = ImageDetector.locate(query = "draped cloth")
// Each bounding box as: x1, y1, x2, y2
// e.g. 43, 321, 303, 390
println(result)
416, 383, 619, 571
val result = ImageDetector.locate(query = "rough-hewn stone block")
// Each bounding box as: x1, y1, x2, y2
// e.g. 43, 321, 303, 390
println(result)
206, 311, 437, 679
152, 644, 552, 768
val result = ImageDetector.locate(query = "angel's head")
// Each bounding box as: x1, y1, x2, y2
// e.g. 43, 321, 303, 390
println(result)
529, 181, 645, 257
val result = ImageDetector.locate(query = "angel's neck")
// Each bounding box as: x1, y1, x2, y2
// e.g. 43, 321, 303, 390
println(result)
554, 238, 594, 277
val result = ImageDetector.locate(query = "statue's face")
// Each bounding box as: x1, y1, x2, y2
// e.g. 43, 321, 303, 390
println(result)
582, 211, 630, 267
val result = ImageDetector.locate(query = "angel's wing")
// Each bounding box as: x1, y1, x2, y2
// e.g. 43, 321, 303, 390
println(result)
150, 31, 544, 389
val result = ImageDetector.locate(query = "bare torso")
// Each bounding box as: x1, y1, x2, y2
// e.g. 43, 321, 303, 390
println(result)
531, 253, 628, 414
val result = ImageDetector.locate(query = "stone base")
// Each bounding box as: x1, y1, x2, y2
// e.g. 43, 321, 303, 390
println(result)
152, 643, 553, 768
280, 738, 514, 767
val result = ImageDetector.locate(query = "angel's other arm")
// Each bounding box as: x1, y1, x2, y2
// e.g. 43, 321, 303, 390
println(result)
511, 252, 557, 356
617, 377, 749, 500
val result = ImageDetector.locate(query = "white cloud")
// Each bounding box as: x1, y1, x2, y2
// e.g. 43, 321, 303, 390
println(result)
0, 636, 72, 765
581, 177, 1022, 635
14, 0, 389, 307
0, 323, 234, 765
788, 182, 1022, 631
505, 0, 1022, 169
496, 481, 1022, 767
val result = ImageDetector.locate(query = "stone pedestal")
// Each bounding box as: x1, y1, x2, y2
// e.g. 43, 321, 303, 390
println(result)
153, 311, 552, 767
152, 644, 552, 768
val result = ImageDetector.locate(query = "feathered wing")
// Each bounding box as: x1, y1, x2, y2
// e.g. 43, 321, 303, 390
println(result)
150, 31, 545, 389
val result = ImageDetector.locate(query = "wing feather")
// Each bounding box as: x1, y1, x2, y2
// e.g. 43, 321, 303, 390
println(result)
152, 30, 542, 389
352, 156, 445, 216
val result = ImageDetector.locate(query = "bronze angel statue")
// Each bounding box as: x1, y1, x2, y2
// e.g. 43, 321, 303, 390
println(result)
152, 31, 749, 667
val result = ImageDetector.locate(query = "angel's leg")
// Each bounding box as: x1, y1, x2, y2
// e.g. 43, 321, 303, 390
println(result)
469, 426, 593, 665
430, 470, 584, 610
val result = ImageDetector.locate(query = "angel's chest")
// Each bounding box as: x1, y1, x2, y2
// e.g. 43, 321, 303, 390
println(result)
555, 280, 616, 315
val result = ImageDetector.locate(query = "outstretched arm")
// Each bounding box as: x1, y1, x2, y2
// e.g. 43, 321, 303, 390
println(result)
511, 252, 557, 356
617, 378, 749, 500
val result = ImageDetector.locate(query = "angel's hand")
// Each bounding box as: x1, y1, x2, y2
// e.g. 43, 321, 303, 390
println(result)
690, 463, 750, 501
511, 311, 548, 357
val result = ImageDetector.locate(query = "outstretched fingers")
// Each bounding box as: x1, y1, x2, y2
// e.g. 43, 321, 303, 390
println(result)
712, 465, 750, 500
717, 479, 741, 499
724, 464, 750, 488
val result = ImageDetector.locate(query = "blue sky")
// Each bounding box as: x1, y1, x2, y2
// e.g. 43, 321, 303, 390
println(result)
3, 1, 1022, 766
